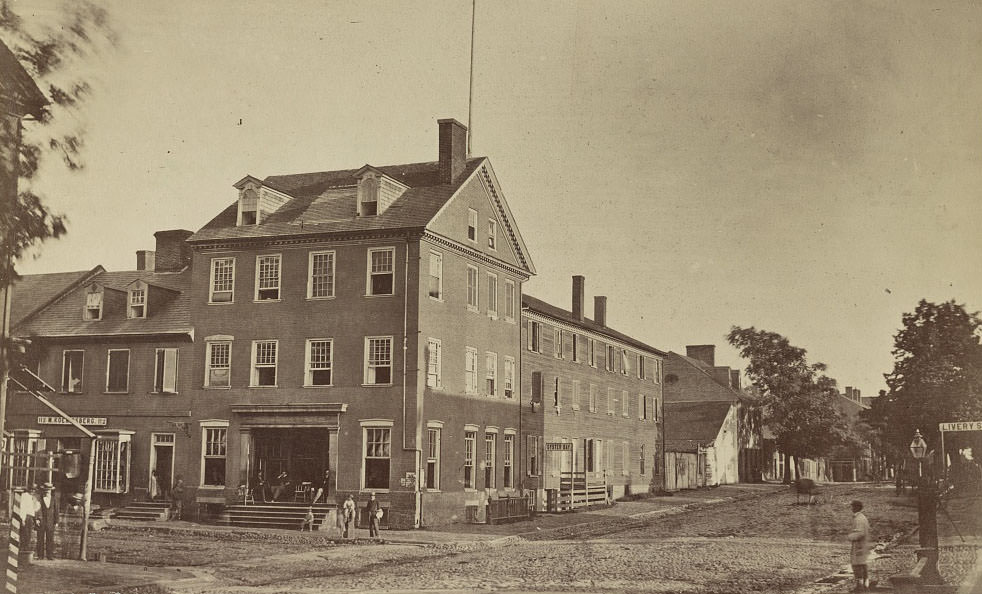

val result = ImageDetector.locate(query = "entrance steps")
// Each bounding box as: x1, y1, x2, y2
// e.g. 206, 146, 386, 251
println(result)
219, 502, 336, 531
113, 501, 171, 521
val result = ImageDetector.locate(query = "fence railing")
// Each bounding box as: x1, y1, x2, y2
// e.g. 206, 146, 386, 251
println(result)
486, 495, 533, 524
547, 471, 608, 512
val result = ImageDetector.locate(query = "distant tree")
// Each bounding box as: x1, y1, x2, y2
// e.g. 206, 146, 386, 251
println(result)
727, 326, 847, 482
874, 300, 982, 462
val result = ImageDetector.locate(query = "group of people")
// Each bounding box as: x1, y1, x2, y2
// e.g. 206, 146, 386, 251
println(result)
17, 482, 60, 563
330, 492, 380, 538
253, 469, 333, 503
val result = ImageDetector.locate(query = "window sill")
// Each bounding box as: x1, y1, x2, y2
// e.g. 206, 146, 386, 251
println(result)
150, 392, 179, 396
60, 392, 84, 396
467, 306, 479, 313
303, 384, 334, 388
361, 383, 394, 388
428, 296, 444, 303
306, 295, 336, 301
203, 385, 231, 390
253, 298, 282, 303
364, 293, 395, 298
487, 312, 498, 320
104, 391, 129, 395
361, 489, 390, 494
248, 385, 278, 389
207, 301, 235, 306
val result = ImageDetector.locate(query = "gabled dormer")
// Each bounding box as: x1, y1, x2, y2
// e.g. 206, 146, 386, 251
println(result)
233, 176, 292, 226
355, 165, 408, 217
83, 283, 104, 320
126, 280, 147, 319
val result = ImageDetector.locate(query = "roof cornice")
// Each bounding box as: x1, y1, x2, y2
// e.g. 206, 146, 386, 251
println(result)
421, 231, 531, 280
190, 227, 426, 251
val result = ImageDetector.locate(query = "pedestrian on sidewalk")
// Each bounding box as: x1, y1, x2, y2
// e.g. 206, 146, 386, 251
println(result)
342, 494, 356, 538
365, 492, 380, 538
18, 486, 39, 564
847, 499, 871, 591
36, 483, 59, 560
171, 476, 185, 520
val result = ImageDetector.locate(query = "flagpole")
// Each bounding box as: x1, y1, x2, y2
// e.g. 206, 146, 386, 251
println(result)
467, 0, 476, 156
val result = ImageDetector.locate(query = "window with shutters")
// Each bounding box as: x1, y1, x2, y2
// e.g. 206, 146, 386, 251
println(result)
209, 257, 235, 303
364, 337, 393, 385
426, 338, 442, 388
465, 347, 478, 394
486, 272, 498, 317
606, 344, 616, 372
527, 435, 540, 476
639, 356, 646, 380
621, 350, 630, 375
571, 380, 581, 410
589, 338, 597, 367
83, 285, 103, 320
205, 342, 231, 388
466, 265, 479, 310
503, 357, 515, 399
106, 349, 129, 393
428, 251, 443, 300
464, 430, 476, 488
572, 334, 580, 362
504, 280, 516, 321
528, 320, 540, 352
485, 433, 496, 488
426, 426, 441, 490
622, 389, 630, 417
639, 393, 645, 420
367, 248, 395, 296
640, 444, 646, 475
62, 350, 84, 393
607, 387, 614, 415
589, 384, 597, 413
531, 370, 543, 404
553, 377, 561, 407
467, 208, 478, 242
308, 251, 336, 299
251, 340, 277, 387
154, 348, 178, 393
554, 328, 563, 358
485, 352, 497, 396
305, 339, 333, 386
503, 433, 515, 488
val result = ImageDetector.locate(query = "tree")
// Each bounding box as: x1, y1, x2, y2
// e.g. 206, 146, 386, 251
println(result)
874, 300, 982, 463
727, 326, 848, 482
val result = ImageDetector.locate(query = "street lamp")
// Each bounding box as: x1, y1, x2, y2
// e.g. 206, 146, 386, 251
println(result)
908, 429, 943, 585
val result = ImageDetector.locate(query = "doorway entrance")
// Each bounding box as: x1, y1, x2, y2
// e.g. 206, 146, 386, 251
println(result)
252, 428, 330, 485
149, 433, 175, 500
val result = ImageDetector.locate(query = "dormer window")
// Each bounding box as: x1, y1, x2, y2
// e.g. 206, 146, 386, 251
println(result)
84, 285, 103, 320
240, 188, 258, 225
488, 219, 497, 250
356, 166, 408, 217
128, 282, 147, 319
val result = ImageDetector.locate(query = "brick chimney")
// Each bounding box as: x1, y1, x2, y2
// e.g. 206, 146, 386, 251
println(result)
845, 386, 854, 400
712, 366, 732, 387
572, 275, 585, 322
730, 369, 741, 390
686, 345, 716, 367
594, 296, 607, 327
154, 229, 193, 272
438, 118, 467, 184
136, 250, 156, 271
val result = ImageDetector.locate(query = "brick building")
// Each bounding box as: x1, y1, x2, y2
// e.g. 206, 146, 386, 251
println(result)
521, 276, 664, 505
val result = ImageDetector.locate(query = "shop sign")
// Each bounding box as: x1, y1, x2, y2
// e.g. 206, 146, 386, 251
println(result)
939, 421, 982, 432
545, 442, 572, 451
37, 416, 107, 426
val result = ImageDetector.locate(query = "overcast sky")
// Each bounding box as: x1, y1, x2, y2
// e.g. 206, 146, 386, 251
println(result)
14, 0, 982, 394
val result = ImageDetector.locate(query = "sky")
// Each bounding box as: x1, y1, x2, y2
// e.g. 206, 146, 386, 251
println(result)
12, 0, 982, 395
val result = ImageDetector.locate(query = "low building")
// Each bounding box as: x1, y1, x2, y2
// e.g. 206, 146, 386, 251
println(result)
663, 400, 737, 489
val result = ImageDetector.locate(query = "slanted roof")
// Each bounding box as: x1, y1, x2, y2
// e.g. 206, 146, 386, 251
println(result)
664, 351, 754, 404
14, 269, 192, 338
0, 39, 48, 118
8, 268, 103, 327
522, 294, 665, 357
189, 158, 487, 244
664, 400, 735, 452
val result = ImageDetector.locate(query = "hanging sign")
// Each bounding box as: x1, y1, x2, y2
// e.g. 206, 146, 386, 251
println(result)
545, 442, 572, 451
939, 421, 982, 432
38, 416, 107, 426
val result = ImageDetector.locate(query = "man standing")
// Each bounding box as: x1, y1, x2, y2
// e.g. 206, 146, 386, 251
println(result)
18, 486, 38, 564
848, 500, 871, 591
365, 492, 380, 538
342, 494, 356, 538
36, 483, 59, 560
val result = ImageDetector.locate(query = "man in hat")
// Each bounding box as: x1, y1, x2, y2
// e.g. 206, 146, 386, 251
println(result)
18, 485, 39, 564
847, 500, 871, 591
341, 494, 356, 538
36, 483, 59, 560
365, 492, 381, 538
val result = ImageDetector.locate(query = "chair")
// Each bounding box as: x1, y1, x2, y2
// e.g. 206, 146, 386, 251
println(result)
294, 482, 311, 502
237, 484, 255, 505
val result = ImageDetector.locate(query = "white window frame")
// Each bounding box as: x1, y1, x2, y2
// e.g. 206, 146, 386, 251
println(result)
466, 265, 479, 311
200, 420, 229, 488
572, 380, 581, 410
527, 434, 540, 477
621, 349, 630, 376
554, 328, 563, 359
465, 347, 478, 394
428, 251, 443, 301
426, 338, 442, 389
127, 285, 146, 319
62, 349, 84, 393
553, 376, 561, 408
93, 432, 133, 494
622, 389, 630, 417
307, 250, 336, 299
364, 336, 394, 386
654, 359, 662, 384
425, 422, 442, 491
486, 272, 498, 318
209, 257, 235, 304
305, 338, 334, 387
503, 356, 515, 399
528, 320, 540, 352
638, 393, 645, 420
639, 356, 646, 380
83, 287, 103, 320
589, 338, 597, 367
250, 340, 278, 387
361, 421, 393, 491
105, 349, 130, 393
153, 348, 179, 394
205, 341, 231, 388
572, 334, 580, 362
485, 351, 497, 397
503, 432, 515, 488
606, 344, 616, 372
504, 279, 516, 321
467, 208, 478, 242
488, 219, 497, 250
464, 427, 477, 489
485, 431, 497, 489
366, 247, 395, 297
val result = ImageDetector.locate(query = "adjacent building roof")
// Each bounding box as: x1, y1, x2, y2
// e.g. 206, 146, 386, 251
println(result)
522, 294, 666, 357
189, 158, 486, 244
14, 269, 192, 338
664, 351, 753, 404
0, 38, 48, 118
664, 400, 735, 452
8, 268, 102, 327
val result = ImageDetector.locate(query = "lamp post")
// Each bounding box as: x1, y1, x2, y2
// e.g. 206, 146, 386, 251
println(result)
909, 429, 943, 584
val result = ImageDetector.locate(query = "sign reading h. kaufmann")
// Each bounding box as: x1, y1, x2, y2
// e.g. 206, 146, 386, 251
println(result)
37, 416, 107, 426
939, 421, 982, 432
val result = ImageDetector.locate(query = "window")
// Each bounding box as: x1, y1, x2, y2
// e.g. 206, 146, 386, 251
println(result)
466, 265, 479, 310
531, 371, 543, 404
607, 387, 614, 415
426, 427, 441, 490
584, 438, 598, 473
305, 339, 333, 386
364, 427, 391, 490
622, 389, 630, 417
428, 251, 443, 299
488, 219, 497, 250
639, 356, 646, 380
503, 357, 515, 399
127, 286, 146, 318
527, 435, 540, 476
62, 350, 84, 393
528, 320, 540, 352
640, 444, 646, 475
94, 433, 131, 493
202, 423, 228, 487
467, 208, 477, 242
486, 272, 498, 317
239, 187, 258, 225
553, 377, 561, 407
503, 433, 515, 488
465, 347, 478, 394
84, 286, 102, 320
572, 380, 581, 410
426, 338, 442, 388
589, 338, 597, 367
209, 257, 235, 303
622, 442, 630, 476
639, 393, 646, 420
485, 351, 498, 396
365, 337, 393, 385
485, 433, 496, 489
205, 342, 231, 388
251, 341, 277, 387
106, 349, 129, 393
606, 345, 616, 372
654, 397, 661, 422
572, 334, 579, 362
154, 348, 178, 393
367, 248, 395, 296
621, 350, 630, 375
554, 328, 563, 359
504, 280, 516, 321
654, 359, 662, 384
589, 384, 597, 412
464, 430, 476, 488
308, 251, 335, 299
